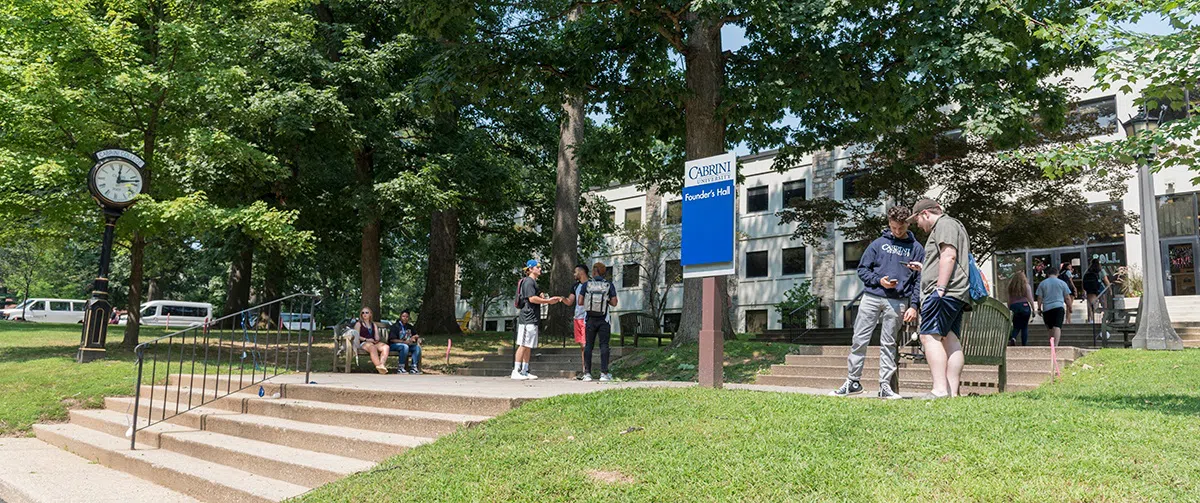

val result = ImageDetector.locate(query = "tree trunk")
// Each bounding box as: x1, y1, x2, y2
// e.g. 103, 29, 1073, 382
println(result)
642, 188, 663, 317
122, 233, 146, 346
259, 250, 285, 327
146, 278, 159, 302
546, 5, 587, 346
223, 237, 254, 316
418, 209, 464, 335
355, 148, 382, 318
675, 12, 736, 345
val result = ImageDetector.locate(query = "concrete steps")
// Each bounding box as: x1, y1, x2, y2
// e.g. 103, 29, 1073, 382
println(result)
33, 376, 508, 502
757, 345, 1082, 394
453, 346, 637, 378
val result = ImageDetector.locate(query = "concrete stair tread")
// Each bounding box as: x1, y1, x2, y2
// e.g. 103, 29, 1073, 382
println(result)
34, 423, 309, 502
256, 396, 492, 425
73, 408, 374, 477
0, 438, 201, 503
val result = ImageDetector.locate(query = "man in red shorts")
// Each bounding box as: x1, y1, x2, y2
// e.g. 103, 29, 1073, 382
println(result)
563, 263, 591, 379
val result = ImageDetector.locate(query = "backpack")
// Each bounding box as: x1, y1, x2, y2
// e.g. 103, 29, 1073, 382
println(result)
966, 253, 989, 303
1082, 270, 1102, 293
583, 279, 612, 317
513, 277, 528, 309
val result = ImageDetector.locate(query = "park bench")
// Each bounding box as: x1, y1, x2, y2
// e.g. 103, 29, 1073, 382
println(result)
618, 312, 674, 347
331, 320, 395, 373
896, 297, 1011, 393
1099, 306, 1139, 347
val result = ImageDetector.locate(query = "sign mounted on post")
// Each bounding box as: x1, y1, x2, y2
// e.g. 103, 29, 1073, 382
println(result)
681, 152, 736, 279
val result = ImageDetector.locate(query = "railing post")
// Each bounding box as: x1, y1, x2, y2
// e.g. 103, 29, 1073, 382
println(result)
305, 296, 315, 384
130, 345, 145, 450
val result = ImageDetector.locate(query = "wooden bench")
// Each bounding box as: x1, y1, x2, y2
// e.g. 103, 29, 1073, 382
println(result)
1100, 307, 1139, 347
331, 320, 395, 373
897, 297, 1011, 393
618, 312, 674, 347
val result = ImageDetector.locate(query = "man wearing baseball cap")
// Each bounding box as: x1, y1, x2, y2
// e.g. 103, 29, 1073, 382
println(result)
512, 259, 561, 380
908, 198, 971, 399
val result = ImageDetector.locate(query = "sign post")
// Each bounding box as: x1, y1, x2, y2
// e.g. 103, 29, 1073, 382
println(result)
681, 152, 736, 388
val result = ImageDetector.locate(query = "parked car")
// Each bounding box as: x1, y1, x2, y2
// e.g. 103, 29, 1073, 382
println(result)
119, 300, 213, 328
280, 312, 316, 332
1, 298, 87, 323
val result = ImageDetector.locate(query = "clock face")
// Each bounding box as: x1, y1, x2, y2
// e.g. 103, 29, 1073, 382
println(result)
92, 159, 143, 205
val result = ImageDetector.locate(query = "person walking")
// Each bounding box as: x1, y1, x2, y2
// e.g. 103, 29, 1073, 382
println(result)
512, 259, 561, 380
1058, 262, 1077, 324
830, 206, 923, 399
1082, 258, 1111, 324
1007, 271, 1035, 346
907, 198, 971, 399
562, 264, 592, 379
1036, 272, 1072, 377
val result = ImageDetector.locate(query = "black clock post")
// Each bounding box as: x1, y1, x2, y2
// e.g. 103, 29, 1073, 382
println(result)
78, 148, 146, 363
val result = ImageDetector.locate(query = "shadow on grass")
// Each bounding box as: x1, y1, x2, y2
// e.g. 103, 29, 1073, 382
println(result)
1062, 393, 1200, 416
0, 343, 140, 363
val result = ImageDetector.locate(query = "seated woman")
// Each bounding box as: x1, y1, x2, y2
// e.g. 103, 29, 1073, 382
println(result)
387, 310, 422, 374
352, 307, 389, 374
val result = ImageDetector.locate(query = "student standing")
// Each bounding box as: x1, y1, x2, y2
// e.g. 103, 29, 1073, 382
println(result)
1082, 258, 1111, 323
908, 198, 971, 399
512, 260, 561, 380
831, 206, 923, 399
579, 262, 618, 382
562, 264, 591, 379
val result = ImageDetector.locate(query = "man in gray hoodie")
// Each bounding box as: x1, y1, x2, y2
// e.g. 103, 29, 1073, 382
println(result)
831, 206, 924, 399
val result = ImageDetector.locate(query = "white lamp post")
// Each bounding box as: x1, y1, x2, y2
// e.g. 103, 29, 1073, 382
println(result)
1122, 107, 1183, 350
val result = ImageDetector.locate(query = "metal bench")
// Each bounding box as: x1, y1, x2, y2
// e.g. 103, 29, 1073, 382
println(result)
896, 297, 1011, 393
1100, 306, 1139, 347
618, 312, 674, 347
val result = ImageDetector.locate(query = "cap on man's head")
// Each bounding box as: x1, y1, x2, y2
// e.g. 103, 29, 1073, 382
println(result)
906, 198, 941, 223
525, 259, 540, 269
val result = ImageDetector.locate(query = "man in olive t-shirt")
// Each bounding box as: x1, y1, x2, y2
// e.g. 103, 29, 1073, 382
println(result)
908, 198, 971, 399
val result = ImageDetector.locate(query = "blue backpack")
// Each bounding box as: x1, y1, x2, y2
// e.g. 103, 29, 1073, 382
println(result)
966, 253, 989, 303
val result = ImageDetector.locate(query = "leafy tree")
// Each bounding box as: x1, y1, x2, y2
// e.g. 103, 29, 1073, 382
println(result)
616, 215, 682, 327
0, 235, 48, 318
775, 280, 820, 329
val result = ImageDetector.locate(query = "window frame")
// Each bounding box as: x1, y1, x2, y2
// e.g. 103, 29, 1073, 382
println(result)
624, 207, 643, 229
782, 180, 806, 209
782, 246, 807, 276
665, 200, 682, 225
745, 250, 769, 278
746, 186, 769, 213
622, 263, 641, 288
842, 239, 871, 271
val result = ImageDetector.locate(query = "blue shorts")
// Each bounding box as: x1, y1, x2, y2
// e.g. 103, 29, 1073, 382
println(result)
920, 293, 965, 338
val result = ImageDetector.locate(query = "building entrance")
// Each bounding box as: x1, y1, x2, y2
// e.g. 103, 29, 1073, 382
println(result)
1162, 238, 1199, 296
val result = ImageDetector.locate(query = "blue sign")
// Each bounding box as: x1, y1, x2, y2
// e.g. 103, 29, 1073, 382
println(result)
681, 152, 736, 278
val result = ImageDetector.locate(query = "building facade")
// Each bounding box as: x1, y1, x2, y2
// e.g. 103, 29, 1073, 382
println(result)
457, 68, 1199, 333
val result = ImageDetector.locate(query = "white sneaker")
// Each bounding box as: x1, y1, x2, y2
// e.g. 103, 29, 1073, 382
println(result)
580, 373, 593, 382
523, 372, 538, 380
511, 370, 528, 380
599, 373, 613, 382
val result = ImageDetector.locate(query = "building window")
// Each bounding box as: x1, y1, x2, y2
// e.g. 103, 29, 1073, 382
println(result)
622, 264, 641, 288
841, 172, 865, 200
665, 259, 683, 284
610, 211, 618, 226
625, 207, 642, 228
843, 239, 870, 271
1067, 95, 1119, 136
485, 320, 498, 331
782, 247, 807, 275
666, 200, 682, 225
746, 186, 769, 213
1160, 85, 1199, 125
746, 251, 769, 278
782, 180, 806, 209
663, 313, 682, 333
745, 309, 768, 334
1157, 194, 1198, 238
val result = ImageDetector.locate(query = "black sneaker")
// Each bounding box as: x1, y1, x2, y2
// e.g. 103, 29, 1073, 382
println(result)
878, 381, 902, 400
829, 379, 863, 396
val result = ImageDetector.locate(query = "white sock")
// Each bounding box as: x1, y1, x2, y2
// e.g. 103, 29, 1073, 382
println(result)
521, 362, 529, 373
513, 362, 521, 372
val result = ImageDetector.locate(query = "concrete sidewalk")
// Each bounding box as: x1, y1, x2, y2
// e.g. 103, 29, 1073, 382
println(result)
0, 438, 198, 503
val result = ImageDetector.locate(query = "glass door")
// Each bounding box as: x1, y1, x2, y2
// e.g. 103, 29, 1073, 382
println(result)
1162, 239, 1199, 296
1056, 250, 1084, 295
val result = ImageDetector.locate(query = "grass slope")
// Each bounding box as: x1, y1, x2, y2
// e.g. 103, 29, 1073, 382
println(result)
296, 349, 1200, 502
613, 339, 794, 383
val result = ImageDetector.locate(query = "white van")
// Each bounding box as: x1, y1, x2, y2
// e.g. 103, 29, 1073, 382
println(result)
121, 300, 213, 328
1, 298, 87, 323
280, 312, 316, 332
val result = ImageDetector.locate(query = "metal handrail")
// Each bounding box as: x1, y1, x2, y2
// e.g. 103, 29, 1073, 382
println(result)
130, 294, 320, 449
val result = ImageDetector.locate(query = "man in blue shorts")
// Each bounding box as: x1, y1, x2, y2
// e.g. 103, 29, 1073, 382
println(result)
908, 198, 971, 399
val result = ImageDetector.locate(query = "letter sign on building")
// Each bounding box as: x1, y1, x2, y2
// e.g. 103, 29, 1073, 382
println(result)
681, 152, 736, 278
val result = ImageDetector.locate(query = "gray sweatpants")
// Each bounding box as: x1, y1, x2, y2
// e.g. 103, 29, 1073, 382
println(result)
847, 293, 906, 383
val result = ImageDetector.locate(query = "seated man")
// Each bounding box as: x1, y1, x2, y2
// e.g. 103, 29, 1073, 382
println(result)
387, 310, 422, 374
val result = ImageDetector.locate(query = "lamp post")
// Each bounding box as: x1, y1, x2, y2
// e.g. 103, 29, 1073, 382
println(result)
1121, 108, 1183, 350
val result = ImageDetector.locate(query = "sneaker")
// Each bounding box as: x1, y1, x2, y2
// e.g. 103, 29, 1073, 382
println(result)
510, 370, 528, 380
580, 373, 593, 382
878, 382, 902, 400
410, 367, 421, 375
916, 392, 949, 400
523, 372, 538, 380
828, 379, 863, 397
599, 373, 613, 382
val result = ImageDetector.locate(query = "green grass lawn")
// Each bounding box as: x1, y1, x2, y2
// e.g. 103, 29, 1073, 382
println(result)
0, 321, 174, 436
613, 337, 794, 383
295, 349, 1200, 502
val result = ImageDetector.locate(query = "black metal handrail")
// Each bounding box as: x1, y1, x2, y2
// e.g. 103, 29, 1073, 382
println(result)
130, 293, 320, 449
